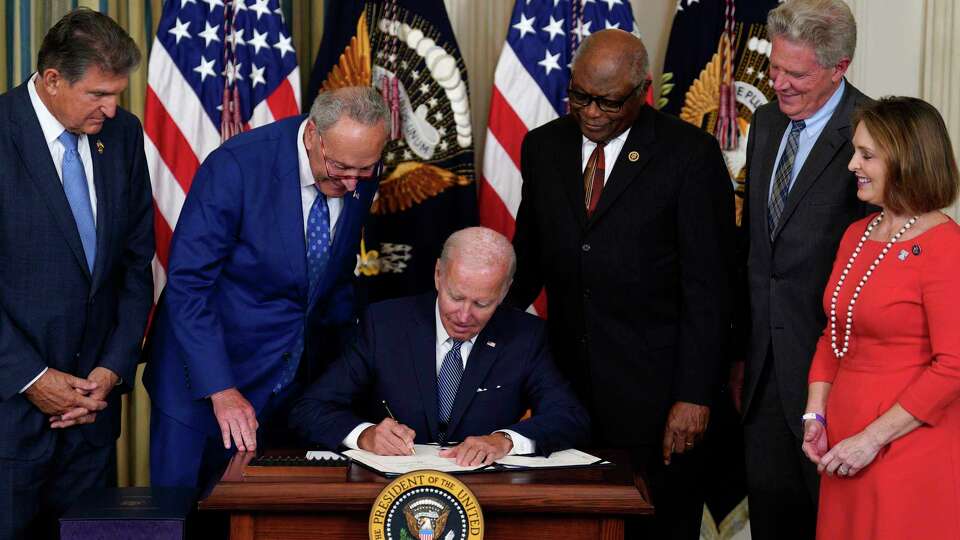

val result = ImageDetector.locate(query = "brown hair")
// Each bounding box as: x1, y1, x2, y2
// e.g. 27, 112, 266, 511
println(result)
852, 96, 959, 214
37, 8, 141, 83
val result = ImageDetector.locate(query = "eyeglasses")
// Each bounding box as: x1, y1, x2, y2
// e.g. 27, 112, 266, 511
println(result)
567, 82, 645, 113
319, 136, 381, 181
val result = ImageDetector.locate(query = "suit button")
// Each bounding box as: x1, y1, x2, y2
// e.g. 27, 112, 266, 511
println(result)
74, 353, 80, 360
581, 243, 591, 252
579, 335, 588, 344
583, 288, 591, 299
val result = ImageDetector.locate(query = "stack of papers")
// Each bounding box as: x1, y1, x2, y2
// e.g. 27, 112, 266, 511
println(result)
340, 445, 609, 476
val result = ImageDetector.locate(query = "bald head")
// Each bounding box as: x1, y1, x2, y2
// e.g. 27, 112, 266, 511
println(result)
439, 227, 516, 291
573, 29, 649, 88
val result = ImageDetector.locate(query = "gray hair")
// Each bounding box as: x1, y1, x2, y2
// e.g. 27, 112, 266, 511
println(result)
767, 0, 857, 67
440, 227, 516, 290
573, 30, 650, 86
309, 87, 391, 136
37, 8, 141, 83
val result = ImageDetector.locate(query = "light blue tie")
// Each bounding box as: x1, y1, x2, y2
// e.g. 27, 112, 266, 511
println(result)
437, 339, 465, 438
58, 131, 96, 272
274, 187, 331, 393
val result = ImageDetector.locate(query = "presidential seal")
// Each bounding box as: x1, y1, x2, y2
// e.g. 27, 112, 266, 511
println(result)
369, 471, 484, 540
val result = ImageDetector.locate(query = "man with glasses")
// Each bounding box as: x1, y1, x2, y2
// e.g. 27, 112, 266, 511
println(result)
508, 29, 734, 539
144, 87, 390, 491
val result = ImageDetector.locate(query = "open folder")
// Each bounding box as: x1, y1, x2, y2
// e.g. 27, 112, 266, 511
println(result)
340, 444, 612, 477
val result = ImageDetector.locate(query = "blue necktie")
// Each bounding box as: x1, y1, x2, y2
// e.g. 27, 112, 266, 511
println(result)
274, 187, 331, 393
768, 120, 806, 239
59, 131, 96, 272
437, 339, 465, 438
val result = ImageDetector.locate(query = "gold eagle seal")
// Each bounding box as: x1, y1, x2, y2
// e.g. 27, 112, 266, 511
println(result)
369, 470, 484, 540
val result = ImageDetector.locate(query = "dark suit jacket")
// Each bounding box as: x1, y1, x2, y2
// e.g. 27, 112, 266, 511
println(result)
740, 81, 873, 435
144, 115, 378, 437
507, 106, 734, 449
289, 293, 591, 455
0, 81, 155, 459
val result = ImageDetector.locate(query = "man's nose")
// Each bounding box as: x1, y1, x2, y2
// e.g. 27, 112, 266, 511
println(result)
342, 178, 359, 192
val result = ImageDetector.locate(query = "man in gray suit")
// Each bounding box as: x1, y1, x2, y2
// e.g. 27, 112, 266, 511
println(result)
735, 1, 872, 538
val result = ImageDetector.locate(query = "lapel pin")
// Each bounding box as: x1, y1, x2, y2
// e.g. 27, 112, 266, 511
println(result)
476, 387, 488, 393
628, 150, 639, 162
352, 190, 360, 200
897, 249, 909, 261
486, 341, 496, 348
912, 245, 922, 256
96, 140, 104, 154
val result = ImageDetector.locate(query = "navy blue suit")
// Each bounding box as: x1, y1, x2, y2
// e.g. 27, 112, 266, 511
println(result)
144, 116, 378, 488
0, 81, 154, 539
290, 293, 591, 455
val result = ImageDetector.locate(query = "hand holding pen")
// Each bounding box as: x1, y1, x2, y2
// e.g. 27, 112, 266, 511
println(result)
356, 400, 417, 456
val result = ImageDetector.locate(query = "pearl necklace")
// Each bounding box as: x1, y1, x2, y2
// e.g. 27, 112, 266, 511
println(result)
830, 212, 918, 358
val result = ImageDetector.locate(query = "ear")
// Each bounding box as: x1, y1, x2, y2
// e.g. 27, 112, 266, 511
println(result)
39, 68, 64, 95
831, 57, 851, 83
434, 260, 442, 292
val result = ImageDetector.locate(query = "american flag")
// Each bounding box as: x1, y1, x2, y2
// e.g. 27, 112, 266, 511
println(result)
144, 0, 300, 296
478, 0, 634, 315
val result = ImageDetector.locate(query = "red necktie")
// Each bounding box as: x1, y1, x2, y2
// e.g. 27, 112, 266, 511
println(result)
584, 142, 606, 216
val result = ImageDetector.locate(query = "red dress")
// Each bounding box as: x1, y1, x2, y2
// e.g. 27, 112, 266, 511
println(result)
809, 214, 960, 540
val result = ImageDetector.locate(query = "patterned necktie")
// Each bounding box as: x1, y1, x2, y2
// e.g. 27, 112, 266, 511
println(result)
58, 131, 96, 272
584, 141, 606, 216
768, 120, 806, 239
437, 339, 465, 433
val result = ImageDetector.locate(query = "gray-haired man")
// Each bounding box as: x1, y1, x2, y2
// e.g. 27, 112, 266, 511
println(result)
735, 0, 872, 537
144, 87, 390, 490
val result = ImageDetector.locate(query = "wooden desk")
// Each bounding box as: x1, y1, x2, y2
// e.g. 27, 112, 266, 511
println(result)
200, 450, 652, 539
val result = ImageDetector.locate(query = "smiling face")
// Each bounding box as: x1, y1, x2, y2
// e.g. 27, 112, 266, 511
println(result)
768, 36, 848, 121
849, 122, 889, 208
37, 65, 128, 135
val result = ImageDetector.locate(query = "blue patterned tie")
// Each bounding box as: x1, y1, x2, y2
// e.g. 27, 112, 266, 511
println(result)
768, 120, 806, 239
437, 339, 464, 438
274, 186, 331, 393
59, 131, 96, 272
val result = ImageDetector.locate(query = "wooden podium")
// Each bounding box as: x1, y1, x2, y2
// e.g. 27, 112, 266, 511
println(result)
200, 449, 652, 539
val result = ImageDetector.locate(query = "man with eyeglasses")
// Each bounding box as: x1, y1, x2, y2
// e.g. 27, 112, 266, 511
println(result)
144, 87, 390, 491
508, 29, 734, 539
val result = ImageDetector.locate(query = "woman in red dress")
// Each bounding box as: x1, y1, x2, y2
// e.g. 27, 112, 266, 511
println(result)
802, 97, 960, 539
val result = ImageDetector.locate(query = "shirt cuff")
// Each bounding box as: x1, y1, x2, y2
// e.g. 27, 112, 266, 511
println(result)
19, 367, 48, 394
343, 422, 376, 450
497, 429, 535, 455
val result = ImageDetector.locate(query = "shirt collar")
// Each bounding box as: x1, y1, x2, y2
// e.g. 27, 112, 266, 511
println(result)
27, 72, 71, 146
297, 118, 317, 189
434, 300, 479, 347
799, 79, 846, 133
582, 126, 631, 147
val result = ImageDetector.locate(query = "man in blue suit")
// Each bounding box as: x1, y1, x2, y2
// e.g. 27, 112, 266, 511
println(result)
144, 87, 390, 489
0, 9, 154, 539
290, 227, 590, 464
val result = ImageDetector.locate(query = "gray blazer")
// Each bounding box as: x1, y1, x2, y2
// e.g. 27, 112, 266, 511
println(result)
740, 81, 873, 436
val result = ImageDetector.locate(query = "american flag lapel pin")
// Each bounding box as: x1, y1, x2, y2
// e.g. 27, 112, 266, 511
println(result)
353, 190, 360, 200
96, 140, 104, 154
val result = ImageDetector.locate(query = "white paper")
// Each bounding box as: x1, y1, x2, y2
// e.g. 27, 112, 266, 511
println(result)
342, 445, 605, 475
305, 450, 348, 461
496, 448, 603, 468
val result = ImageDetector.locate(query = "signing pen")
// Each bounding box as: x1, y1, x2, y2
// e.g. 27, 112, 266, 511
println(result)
382, 400, 416, 455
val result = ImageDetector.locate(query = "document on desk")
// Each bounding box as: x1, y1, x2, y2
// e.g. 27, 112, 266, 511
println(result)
342, 445, 609, 476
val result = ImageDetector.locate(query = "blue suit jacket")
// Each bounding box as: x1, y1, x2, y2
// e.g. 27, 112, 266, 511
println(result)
0, 81, 155, 459
290, 293, 591, 455
144, 115, 378, 435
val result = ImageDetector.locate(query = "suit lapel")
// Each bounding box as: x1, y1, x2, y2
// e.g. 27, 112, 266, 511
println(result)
589, 106, 657, 224
272, 119, 308, 302
10, 84, 92, 279
772, 83, 856, 241
89, 135, 111, 292
559, 118, 589, 230
410, 294, 440, 441
446, 315, 501, 437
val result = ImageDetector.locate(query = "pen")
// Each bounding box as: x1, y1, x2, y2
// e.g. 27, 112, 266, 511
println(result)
382, 400, 416, 455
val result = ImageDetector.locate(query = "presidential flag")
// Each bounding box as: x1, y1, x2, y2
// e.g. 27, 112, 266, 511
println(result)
145, 0, 301, 295
307, 0, 477, 304
479, 0, 635, 315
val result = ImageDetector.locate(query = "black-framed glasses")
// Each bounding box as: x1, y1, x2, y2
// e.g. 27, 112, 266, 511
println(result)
319, 136, 381, 181
567, 82, 645, 113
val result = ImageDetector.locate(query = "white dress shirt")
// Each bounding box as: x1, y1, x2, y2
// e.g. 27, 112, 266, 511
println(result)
297, 119, 343, 241
581, 127, 631, 185
342, 302, 535, 455
20, 73, 100, 393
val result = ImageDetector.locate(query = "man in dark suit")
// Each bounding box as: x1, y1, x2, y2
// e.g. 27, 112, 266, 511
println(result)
507, 29, 734, 539
734, 1, 872, 538
0, 9, 154, 539
144, 87, 389, 490
291, 227, 590, 464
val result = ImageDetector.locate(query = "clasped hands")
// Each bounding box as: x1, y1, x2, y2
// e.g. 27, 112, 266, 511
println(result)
358, 418, 513, 466
801, 418, 883, 478
24, 367, 119, 429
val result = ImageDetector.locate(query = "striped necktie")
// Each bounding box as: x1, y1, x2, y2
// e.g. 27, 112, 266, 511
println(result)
768, 120, 806, 239
584, 141, 606, 216
437, 339, 464, 441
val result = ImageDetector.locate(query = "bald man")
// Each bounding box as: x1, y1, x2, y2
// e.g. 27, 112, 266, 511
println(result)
508, 29, 734, 539
290, 227, 590, 464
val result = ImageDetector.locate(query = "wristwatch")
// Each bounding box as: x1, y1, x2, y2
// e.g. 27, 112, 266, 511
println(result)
801, 412, 827, 428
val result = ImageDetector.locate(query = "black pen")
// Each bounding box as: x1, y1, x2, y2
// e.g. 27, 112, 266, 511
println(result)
382, 400, 416, 455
